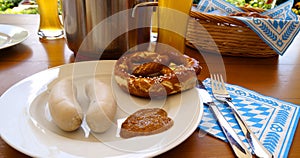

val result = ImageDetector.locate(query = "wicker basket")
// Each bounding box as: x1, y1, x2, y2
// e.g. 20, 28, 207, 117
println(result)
186, 7, 278, 57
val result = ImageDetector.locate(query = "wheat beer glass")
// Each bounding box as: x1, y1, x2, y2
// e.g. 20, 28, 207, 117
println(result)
156, 0, 193, 54
37, 0, 64, 40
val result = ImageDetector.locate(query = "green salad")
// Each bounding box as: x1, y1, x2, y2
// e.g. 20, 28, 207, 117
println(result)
225, 0, 275, 9
193, 0, 300, 15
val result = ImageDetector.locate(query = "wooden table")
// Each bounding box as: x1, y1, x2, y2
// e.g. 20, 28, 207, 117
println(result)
0, 14, 299, 158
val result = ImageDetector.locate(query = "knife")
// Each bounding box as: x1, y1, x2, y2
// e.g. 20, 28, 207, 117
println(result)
223, 97, 274, 158
196, 80, 252, 158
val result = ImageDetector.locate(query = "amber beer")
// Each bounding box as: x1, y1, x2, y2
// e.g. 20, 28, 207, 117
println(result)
157, 0, 193, 54
37, 0, 64, 40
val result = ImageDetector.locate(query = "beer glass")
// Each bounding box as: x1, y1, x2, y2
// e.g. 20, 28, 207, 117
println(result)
156, 0, 193, 54
37, 0, 64, 40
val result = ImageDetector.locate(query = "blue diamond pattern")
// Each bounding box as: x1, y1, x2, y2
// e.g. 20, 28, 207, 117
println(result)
198, 78, 300, 158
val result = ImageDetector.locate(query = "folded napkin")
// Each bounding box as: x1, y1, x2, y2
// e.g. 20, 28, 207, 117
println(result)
195, 0, 300, 56
198, 78, 300, 158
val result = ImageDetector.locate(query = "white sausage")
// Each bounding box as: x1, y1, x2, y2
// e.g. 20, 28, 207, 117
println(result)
85, 79, 117, 133
48, 78, 83, 132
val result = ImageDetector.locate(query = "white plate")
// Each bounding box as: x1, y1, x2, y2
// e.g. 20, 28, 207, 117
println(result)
0, 60, 203, 158
0, 24, 29, 49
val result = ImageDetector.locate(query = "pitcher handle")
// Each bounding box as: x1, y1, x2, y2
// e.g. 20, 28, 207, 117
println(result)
132, 1, 158, 17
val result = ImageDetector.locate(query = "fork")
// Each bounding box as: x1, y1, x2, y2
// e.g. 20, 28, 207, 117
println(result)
210, 74, 273, 158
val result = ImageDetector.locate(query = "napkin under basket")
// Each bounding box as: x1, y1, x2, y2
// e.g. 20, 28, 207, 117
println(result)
186, 7, 278, 57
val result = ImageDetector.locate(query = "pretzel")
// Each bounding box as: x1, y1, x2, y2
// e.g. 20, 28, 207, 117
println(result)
114, 51, 201, 98
229, 12, 272, 19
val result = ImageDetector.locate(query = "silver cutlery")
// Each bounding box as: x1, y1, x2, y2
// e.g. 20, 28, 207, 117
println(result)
197, 80, 252, 158
210, 74, 273, 158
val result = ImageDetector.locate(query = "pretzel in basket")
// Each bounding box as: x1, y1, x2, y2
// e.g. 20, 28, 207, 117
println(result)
229, 12, 272, 19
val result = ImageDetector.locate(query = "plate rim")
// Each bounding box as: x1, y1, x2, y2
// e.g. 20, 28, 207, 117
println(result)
0, 24, 29, 50
0, 60, 203, 157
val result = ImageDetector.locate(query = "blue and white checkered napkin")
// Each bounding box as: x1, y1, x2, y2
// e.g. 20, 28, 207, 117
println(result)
195, 0, 300, 56
198, 78, 300, 158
